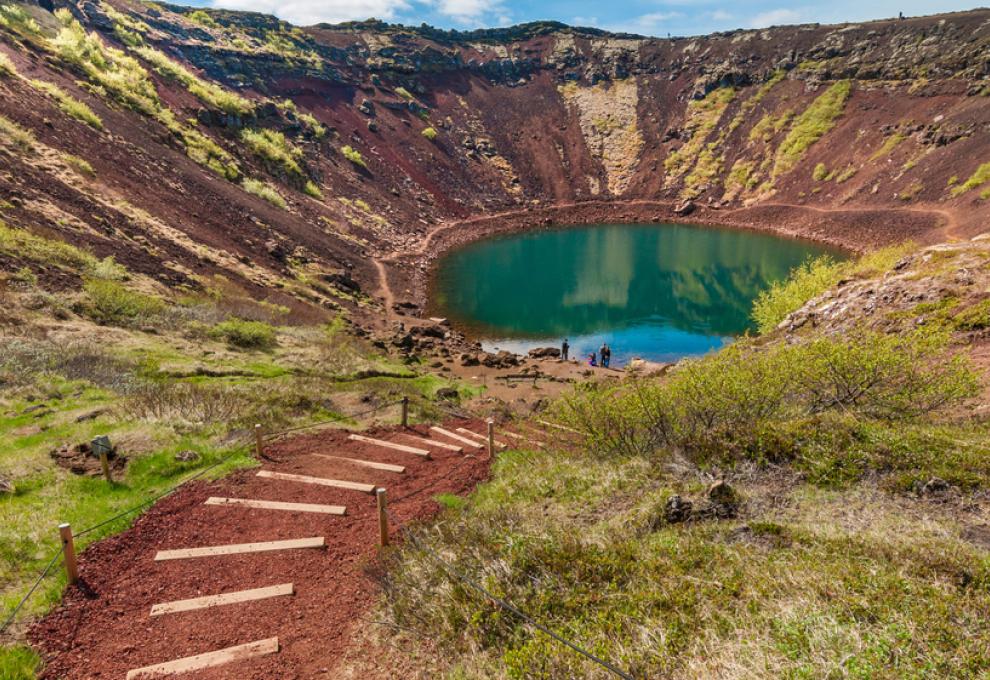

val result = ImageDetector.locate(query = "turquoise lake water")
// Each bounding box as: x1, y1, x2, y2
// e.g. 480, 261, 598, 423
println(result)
429, 223, 842, 366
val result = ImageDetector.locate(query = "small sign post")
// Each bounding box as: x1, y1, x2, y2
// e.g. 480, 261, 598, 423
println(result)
91, 435, 112, 483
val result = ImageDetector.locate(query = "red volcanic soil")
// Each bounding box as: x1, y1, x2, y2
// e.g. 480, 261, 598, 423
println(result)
29, 421, 492, 679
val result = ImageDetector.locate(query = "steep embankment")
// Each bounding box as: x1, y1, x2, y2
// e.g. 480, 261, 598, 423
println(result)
0, 1, 988, 318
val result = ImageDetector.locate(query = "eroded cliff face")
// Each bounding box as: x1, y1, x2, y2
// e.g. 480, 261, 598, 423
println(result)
0, 0, 988, 314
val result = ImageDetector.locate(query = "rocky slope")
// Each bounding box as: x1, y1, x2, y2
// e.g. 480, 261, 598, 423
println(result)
0, 0, 988, 318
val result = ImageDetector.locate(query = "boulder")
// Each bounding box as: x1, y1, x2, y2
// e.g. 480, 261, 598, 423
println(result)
703, 480, 740, 519
459, 352, 480, 367
435, 387, 459, 401
673, 200, 695, 216
528, 347, 561, 360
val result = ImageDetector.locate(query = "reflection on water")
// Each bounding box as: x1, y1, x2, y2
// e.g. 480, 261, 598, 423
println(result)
430, 223, 842, 365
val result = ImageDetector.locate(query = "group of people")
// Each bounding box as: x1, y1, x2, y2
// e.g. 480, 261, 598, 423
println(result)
560, 339, 612, 368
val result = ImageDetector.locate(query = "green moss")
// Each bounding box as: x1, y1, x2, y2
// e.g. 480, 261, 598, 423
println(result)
869, 132, 906, 161
951, 162, 990, 197
302, 180, 323, 199
209, 319, 277, 349
395, 86, 414, 100
187, 9, 219, 28
0, 114, 36, 152
83, 279, 164, 325
421, 126, 438, 140
812, 162, 828, 181
773, 80, 851, 178
664, 87, 735, 180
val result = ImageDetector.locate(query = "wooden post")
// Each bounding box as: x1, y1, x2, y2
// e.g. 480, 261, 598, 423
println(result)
99, 450, 111, 483
376, 488, 388, 547
254, 424, 264, 458
487, 419, 495, 458
400, 397, 409, 428
59, 523, 78, 586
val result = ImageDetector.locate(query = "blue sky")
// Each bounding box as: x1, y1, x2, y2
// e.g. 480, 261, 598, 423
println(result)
188, 0, 983, 36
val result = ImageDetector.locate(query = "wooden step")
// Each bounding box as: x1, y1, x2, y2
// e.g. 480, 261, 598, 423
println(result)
347, 434, 430, 457
204, 497, 346, 515
429, 426, 484, 448
399, 433, 464, 452
126, 637, 279, 679
155, 537, 325, 562
536, 419, 581, 435
503, 430, 546, 448
455, 427, 508, 449
312, 454, 405, 474
150, 583, 294, 617
256, 470, 376, 493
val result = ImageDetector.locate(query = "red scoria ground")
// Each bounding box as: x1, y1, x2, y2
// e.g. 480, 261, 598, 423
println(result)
29, 420, 493, 679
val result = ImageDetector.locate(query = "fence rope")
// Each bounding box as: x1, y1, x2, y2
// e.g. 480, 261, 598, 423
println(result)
263, 400, 405, 440
387, 507, 635, 680
0, 549, 62, 635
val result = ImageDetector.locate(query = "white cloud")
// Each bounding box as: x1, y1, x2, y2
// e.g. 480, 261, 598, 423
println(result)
606, 11, 683, 34
210, 0, 411, 25
707, 9, 733, 21
432, 0, 505, 24
571, 16, 600, 27
749, 8, 804, 28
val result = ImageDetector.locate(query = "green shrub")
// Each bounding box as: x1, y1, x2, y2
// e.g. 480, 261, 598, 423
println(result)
556, 328, 977, 462
83, 279, 164, 325
242, 178, 287, 209
187, 9, 219, 28
421, 126, 438, 140
29, 79, 104, 130
394, 86, 414, 100
812, 162, 828, 181
341, 145, 366, 168
298, 112, 326, 139
664, 87, 735, 179
0, 4, 42, 37
240, 127, 303, 176
752, 243, 912, 333
209, 319, 277, 349
302, 180, 323, 199
952, 299, 990, 331
773, 80, 851, 177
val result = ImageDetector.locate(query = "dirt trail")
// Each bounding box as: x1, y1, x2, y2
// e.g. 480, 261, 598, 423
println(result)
30, 421, 495, 679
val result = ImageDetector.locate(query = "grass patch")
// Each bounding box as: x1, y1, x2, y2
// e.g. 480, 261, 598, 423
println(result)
664, 87, 735, 180
82, 279, 164, 326
186, 9, 219, 29
302, 180, 323, 199
421, 126, 438, 140
0, 51, 16, 77
870, 132, 906, 161
773, 80, 851, 178
241, 177, 287, 209
341, 145, 367, 168
0, 114, 35, 152
812, 162, 828, 181
951, 162, 990, 197
62, 153, 95, 177
28, 79, 103, 130
209, 318, 277, 349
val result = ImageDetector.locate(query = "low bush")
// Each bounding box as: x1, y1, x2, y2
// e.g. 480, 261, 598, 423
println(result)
421, 126, 438, 140
556, 327, 978, 464
812, 162, 828, 181
186, 9, 219, 28
136, 46, 252, 116
951, 161, 990, 197
209, 318, 277, 349
0, 51, 16, 77
62, 153, 95, 177
0, 114, 36, 152
341, 145, 366, 168
302, 180, 323, 199
241, 178, 286, 209
240, 128, 303, 176
82, 279, 164, 325
751, 242, 913, 333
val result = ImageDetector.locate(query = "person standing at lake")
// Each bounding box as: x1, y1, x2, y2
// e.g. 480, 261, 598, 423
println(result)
561, 338, 569, 361
602, 343, 612, 368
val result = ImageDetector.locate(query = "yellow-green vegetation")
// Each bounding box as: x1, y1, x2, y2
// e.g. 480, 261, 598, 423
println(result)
395, 86, 414, 100
0, 50, 15, 77
241, 177, 287, 209
0, 220, 121, 277
421, 126, 438, 140
772, 80, 851, 177
0, 3, 41, 39
951, 161, 990, 197
51, 11, 239, 179
812, 162, 828, 181
62, 153, 94, 177
664, 87, 735, 180
27, 79, 103, 130
0, 114, 36, 152
302, 180, 322, 199
297, 112, 326, 139
102, 2, 150, 47
82, 279, 164, 325
341, 145, 367, 168
752, 242, 913, 333
900, 181, 923, 201
186, 9, 219, 29
727, 69, 786, 132
834, 164, 857, 183
240, 128, 304, 177
723, 159, 758, 199
680, 143, 723, 199
870, 132, 906, 161
385, 325, 985, 677
135, 46, 253, 116
209, 318, 277, 349
748, 109, 792, 143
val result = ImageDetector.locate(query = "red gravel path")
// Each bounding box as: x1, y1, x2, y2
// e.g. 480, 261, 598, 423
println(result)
29, 421, 492, 679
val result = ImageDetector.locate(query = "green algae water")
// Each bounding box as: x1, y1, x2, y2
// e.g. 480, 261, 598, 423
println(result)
430, 223, 843, 366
